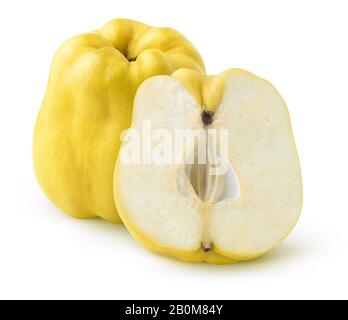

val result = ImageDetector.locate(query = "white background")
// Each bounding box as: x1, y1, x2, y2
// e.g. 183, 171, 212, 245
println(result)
0, 0, 347, 300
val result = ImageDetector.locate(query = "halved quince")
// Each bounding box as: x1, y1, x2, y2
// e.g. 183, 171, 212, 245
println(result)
114, 68, 302, 263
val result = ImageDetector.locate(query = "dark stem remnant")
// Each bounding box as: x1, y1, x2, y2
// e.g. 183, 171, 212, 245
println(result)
202, 242, 214, 252
128, 56, 137, 62
201, 111, 214, 126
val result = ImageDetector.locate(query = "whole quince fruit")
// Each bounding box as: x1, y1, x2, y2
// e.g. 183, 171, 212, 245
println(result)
33, 19, 205, 223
